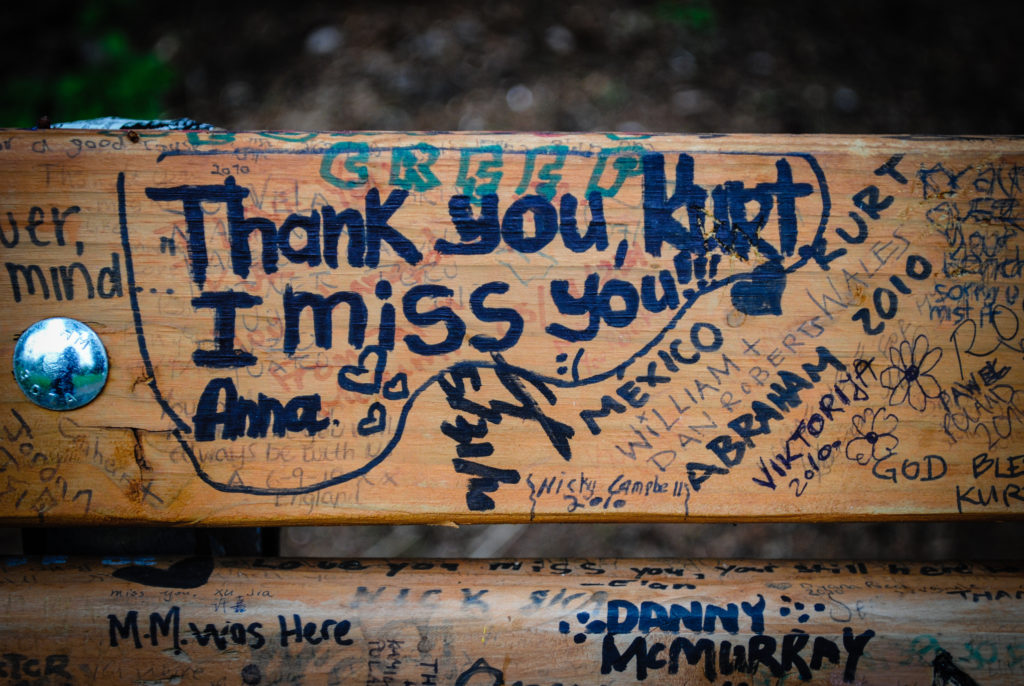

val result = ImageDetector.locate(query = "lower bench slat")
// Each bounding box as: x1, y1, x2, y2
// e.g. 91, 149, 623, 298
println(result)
1, 556, 1021, 684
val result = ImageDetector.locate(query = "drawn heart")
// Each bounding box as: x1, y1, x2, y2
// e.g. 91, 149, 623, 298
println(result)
337, 346, 389, 395
112, 556, 214, 589
730, 261, 786, 316
382, 372, 409, 400
357, 402, 387, 436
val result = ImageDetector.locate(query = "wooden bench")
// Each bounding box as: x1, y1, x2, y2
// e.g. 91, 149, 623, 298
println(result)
1, 130, 1021, 685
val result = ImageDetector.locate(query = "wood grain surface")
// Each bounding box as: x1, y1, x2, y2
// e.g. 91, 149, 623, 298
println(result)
2, 130, 1023, 524
1, 555, 1021, 685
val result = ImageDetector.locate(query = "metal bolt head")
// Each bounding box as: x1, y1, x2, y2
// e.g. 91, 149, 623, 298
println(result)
13, 318, 108, 410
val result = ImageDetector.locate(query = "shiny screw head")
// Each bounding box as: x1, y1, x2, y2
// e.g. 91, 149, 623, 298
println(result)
13, 318, 108, 410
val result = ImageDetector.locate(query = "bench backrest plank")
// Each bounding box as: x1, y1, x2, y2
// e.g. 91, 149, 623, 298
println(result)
1, 131, 1022, 524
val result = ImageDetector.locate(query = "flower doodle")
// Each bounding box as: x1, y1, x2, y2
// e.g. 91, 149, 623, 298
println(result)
880, 335, 943, 411
845, 407, 900, 465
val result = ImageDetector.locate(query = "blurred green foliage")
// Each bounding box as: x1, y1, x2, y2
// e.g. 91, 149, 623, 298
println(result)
656, 0, 716, 32
0, 0, 175, 127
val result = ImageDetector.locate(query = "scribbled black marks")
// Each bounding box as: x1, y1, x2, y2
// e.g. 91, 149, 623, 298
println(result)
455, 658, 504, 686
598, 627, 875, 683
845, 407, 900, 465
123, 148, 832, 498
337, 346, 390, 396
729, 261, 787, 316
880, 335, 943, 411
241, 664, 262, 685
844, 406, 947, 485
357, 402, 388, 436
192, 378, 330, 441
112, 556, 214, 589
440, 355, 575, 511
641, 153, 819, 317
190, 290, 262, 368
931, 649, 980, 686
777, 595, 826, 624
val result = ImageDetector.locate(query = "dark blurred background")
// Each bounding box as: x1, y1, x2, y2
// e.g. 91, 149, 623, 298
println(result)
7, 0, 1024, 133
2, 0, 1022, 559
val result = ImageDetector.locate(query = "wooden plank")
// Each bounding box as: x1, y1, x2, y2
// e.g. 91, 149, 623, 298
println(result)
1, 130, 1023, 524
1, 555, 1021, 684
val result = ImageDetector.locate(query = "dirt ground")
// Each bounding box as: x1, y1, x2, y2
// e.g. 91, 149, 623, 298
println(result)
3, 1, 1022, 559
